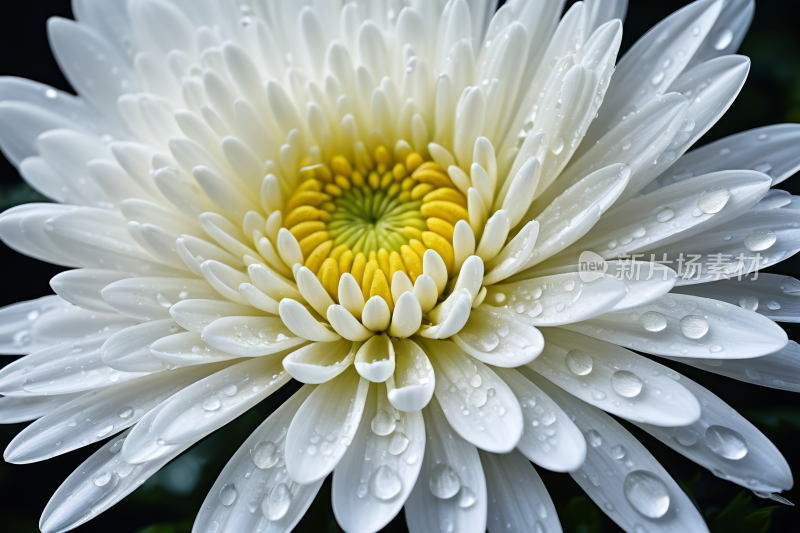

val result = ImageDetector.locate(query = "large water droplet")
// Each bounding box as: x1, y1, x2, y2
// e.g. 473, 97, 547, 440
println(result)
203, 396, 221, 411
262, 483, 292, 520
457, 486, 477, 508
92, 471, 112, 487
623, 470, 671, 518
679, 315, 709, 339
370, 465, 402, 500
779, 277, 800, 294
219, 384, 238, 397
117, 406, 134, 419
563, 279, 576, 292
744, 230, 777, 252
371, 410, 396, 436
550, 136, 564, 155
611, 371, 643, 398
586, 429, 603, 448
96, 425, 114, 438
219, 483, 237, 506
429, 463, 461, 499
656, 209, 675, 223
705, 426, 748, 460
714, 28, 734, 50
737, 295, 759, 311
639, 311, 667, 332
610, 445, 627, 459
252, 440, 280, 469
565, 350, 593, 376
651, 71, 665, 85
697, 187, 730, 214
389, 432, 409, 455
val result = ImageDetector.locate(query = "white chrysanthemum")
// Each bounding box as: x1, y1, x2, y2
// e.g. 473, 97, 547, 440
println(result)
0, 0, 797, 531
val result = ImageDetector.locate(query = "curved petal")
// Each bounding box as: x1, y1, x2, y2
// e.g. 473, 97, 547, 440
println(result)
0, 392, 82, 425
387, 338, 435, 412
169, 298, 264, 333
282, 340, 356, 384
100, 277, 219, 320
101, 319, 181, 373
0, 296, 73, 355
452, 305, 544, 367
149, 332, 249, 366
202, 316, 305, 356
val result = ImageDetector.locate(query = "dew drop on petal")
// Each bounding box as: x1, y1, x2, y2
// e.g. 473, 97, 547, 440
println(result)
370, 465, 402, 500
203, 396, 221, 411
705, 426, 748, 460
586, 429, 603, 448
252, 441, 279, 469
714, 28, 734, 50
219, 384, 238, 397
639, 311, 667, 332
737, 296, 759, 311
767, 301, 781, 310
562, 279, 576, 292
656, 209, 675, 223
565, 350, 593, 376
92, 471, 112, 487
623, 470, 670, 518
745, 368, 761, 380
457, 486, 477, 508
96, 425, 114, 438
371, 410, 396, 436
117, 406, 134, 419
697, 187, 730, 214
388, 432, 409, 455
780, 277, 800, 294
610, 445, 627, 459
679, 315, 709, 339
611, 371, 643, 398
219, 483, 237, 506
262, 483, 292, 519
744, 230, 777, 252
430, 463, 461, 499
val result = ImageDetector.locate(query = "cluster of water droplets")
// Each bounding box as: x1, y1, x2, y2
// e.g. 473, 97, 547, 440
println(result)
673, 423, 748, 461
518, 393, 560, 453
564, 349, 644, 399
202, 383, 241, 413
493, 277, 586, 319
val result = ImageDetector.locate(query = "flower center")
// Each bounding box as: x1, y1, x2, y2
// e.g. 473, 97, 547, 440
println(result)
282, 144, 468, 310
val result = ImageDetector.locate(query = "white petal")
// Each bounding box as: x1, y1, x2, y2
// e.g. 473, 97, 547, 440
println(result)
524, 329, 702, 426
454, 256, 484, 300
296, 266, 336, 317
476, 210, 510, 263
387, 338, 435, 412
530, 372, 710, 532
0, 334, 148, 397
634, 373, 792, 493
405, 396, 487, 533
149, 332, 247, 366
100, 277, 218, 321
31, 304, 135, 345
40, 428, 195, 533
391, 271, 414, 303
283, 340, 356, 384
423, 249, 448, 295
480, 449, 562, 533
492, 367, 586, 473
0, 392, 82, 425
249, 263, 304, 303
327, 305, 374, 341
424, 289, 473, 339
483, 221, 539, 285
355, 333, 396, 383
285, 366, 369, 484
332, 383, 425, 533
279, 299, 341, 342
192, 386, 324, 533
0, 296, 72, 355
277, 228, 304, 268
202, 316, 306, 357
453, 306, 543, 367
0, 204, 80, 268
239, 283, 281, 315
413, 275, 439, 314
169, 299, 262, 334
419, 339, 523, 453
101, 319, 182, 373
362, 295, 391, 332
4, 363, 224, 464
563, 293, 788, 359
453, 220, 477, 273
389, 292, 423, 338
484, 272, 628, 326
148, 356, 290, 446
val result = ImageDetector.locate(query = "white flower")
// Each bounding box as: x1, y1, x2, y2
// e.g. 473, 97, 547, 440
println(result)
0, 0, 797, 531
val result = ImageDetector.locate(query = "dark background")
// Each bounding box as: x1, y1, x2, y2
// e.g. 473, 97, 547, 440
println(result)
2, 1, 800, 532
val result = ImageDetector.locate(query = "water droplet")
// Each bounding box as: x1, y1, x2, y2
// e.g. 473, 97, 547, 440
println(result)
611, 445, 627, 459
555, 303, 566, 312
219, 384, 238, 397
586, 429, 603, 447
116, 462, 134, 478
262, 483, 291, 519
651, 71, 665, 85
709, 344, 723, 354
440, 518, 454, 532
67, 419, 77, 427
219, 483, 237, 506
754, 162, 773, 174
697, 187, 730, 214
745, 369, 761, 380
457, 486, 477, 508
767, 301, 781, 310
656, 209, 675, 223
737, 295, 759, 311
623, 470, 670, 518
117, 406, 134, 419
608, 239, 618, 250
96, 425, 114, 438
705, 426, 748, 460
692, 26, 701, 36
550, 136, 564, 155
723, 233, 732, 241
203, 396, 221, 411
714, 28, 734, 50
371, 410, 396, 436
744, 230, 777, 252
93, 471, 112, 487
611, 371, 643, 398
563, 279, 576, 292
389, 432, 409, 455
470, 388, 488, 407
109, 438, 125, 454
470, 374, 482, 388
370, 465, 402, 500
252, 441, 280, 469
679, 315, 709, 339
780, 277, 800, 294
156, 293, 172, 308
639, 311, 667, 332
430, 463, 461, 499
565, 350, 593, 376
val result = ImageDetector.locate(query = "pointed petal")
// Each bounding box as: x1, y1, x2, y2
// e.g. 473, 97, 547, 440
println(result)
101, 319, 181, 373
169, 299, 263, 333
202, 316, 305, 356
283, 340, 356, 384
100, 277, 219, 321
452, 306, 544, 367
0, 392, 82, 425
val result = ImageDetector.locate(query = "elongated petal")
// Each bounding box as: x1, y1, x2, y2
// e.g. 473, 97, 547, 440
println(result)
0, 296, 72, 355
0, 393, 82, 425
192, 386, 324, 533
101, 277, 219, 320
529, 372, 710, 532
452, 306, 543, 367
278, 299, 341, 342
202, 316, 305, 356
149, 332, 248, 366
169, 299, 263, 333
480, 449, 562, 533
285, 366, 369, 484
332, 383, 425, 533
492, 367, 586, 473
283, 340, 356, 384
420, 339, 523, 453
101, 319, 181, 373
49, 269, 131, 314
563, 293, 788, 359
405, 396, 487, 533
387, 338, 435, 412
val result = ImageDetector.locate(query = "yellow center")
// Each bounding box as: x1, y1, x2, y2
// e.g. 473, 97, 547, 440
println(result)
282, 144, 469, 311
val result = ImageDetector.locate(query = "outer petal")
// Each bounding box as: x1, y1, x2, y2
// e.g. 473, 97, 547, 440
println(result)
419, 339, 523, 453
529, 373, 710, 532
405, 396, 487, 533
192, 386, 325, 533
563, 293, 789, 359
0, 393, 82, 425
0, 296, 73, 355
101, 319, 182, 373
452, 305, 544, 367
332, 383, 426, 533
202, 316, 306, 356
480, 449, 562, 533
